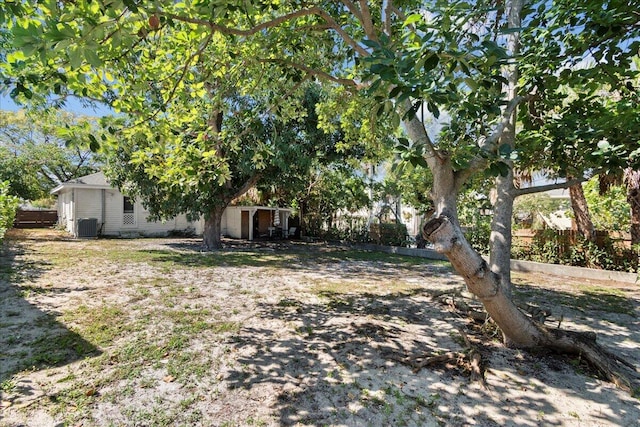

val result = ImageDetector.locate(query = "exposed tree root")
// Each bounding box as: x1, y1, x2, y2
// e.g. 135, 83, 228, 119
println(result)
386, 326, 488, 389
544, 327, 640, 396
457, 326, 487, 387
422, 215, 640, 397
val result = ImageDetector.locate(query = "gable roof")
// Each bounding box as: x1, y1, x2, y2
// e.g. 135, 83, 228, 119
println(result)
50, 171, 112, 194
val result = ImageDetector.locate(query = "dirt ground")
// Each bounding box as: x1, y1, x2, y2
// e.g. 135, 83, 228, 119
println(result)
1, 229, 639, 426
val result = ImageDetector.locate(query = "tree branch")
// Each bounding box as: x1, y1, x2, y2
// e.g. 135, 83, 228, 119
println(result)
453, 94, 529, 188
399, 99, 444, 168
164, 7, 321, 36
340, 0, 364, 26
482, 94, 528, 151
358, 0, 377, 40
384, 0, 393, 36
231, 172, 263, 201
514, 177, 586, 197
259, 59, 361, 88
165, 5, 370, 58
314, 8, 370, 57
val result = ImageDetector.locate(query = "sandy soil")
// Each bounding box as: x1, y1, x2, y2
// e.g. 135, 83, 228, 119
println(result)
1, 229, 639, 426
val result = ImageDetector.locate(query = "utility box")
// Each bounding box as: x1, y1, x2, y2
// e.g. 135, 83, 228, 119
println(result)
77, 218, 98, 238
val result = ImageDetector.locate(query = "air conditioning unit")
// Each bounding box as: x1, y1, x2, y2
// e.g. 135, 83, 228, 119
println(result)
77, 218, 98, 238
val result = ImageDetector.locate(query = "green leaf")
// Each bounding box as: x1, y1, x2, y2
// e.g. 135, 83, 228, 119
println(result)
403, 14, 422, 27
397, 137, 410, 147
389, 86, 402, 98
123, 0, 139, 13
85, 49, 103, 68
496, 161, 510, 177
423, 54, 439, 72
68, 47, 84, 69
403, 101, 421, 120
88, 134, 100, 152
361, 39, 380, 49
426, 101, 439, 119
498, 143, 512, 156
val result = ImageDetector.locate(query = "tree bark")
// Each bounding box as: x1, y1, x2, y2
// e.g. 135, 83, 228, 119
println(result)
400, 0, 638, 392
424, 216, 541, 347
490, 168, 516, 299
202, 205, 226, 250
625, 171, 640, 245
569, 181, 596, 242
487, 0, 522, 299
423, 215, 639, 392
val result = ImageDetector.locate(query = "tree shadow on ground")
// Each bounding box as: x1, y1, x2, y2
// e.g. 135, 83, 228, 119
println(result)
0, 235, 100, 408
223, 280, 640, 426
148, 239, 455, 281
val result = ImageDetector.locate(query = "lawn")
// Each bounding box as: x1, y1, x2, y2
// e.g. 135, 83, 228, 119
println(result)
1, 229, 639, 426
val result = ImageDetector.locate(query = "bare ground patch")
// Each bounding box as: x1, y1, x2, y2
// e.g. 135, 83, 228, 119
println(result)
1, 229, 639, 426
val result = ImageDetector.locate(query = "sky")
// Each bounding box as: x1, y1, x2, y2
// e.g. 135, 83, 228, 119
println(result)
0, 94, 112, 117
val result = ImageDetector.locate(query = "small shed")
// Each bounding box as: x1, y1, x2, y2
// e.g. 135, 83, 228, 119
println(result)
51, 172, 292, 240
223, 206, 292, 240
51, 172, 201, 238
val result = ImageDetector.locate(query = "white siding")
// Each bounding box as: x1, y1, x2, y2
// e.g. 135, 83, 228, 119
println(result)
54, 180, 280, 239
136, 202, 181, 236
56, 190, 75, 234
75, 188, 102, 220
225, 207, 243, 239
99, 189, 198, 237
103, 189, 122, 236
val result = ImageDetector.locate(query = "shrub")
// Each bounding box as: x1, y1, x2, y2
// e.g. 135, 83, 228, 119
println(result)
0, 181, 20, 243
370, 223, 409, 247
510, 229, 638, 273
464, 221, 491, 255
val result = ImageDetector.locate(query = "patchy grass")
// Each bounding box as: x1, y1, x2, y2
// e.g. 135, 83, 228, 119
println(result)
2, 231, 639, 427
575, 285, 636, 316
63, 305, 132, 346
514, 282, 636, 316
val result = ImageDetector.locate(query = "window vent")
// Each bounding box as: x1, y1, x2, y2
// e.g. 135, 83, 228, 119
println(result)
123, 213, 135, 225
77, 218, 98, 238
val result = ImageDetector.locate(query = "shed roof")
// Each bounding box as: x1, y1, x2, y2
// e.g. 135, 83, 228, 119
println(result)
50, 171, 112, 194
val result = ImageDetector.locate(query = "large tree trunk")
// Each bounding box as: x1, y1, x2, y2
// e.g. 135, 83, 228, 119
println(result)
203, 205, 226, 250
401, 0, 638, 393
625, 170, 640, 245
404, 116, 639, 393
490, 161, 516, 300
423, 214, 638, 391
487, 0, 520, 300
629, 188, 640, 245
569, 180, 596, 242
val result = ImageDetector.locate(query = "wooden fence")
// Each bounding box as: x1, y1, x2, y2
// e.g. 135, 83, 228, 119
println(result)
13, 209, 58, 228
513, 229, 632, 249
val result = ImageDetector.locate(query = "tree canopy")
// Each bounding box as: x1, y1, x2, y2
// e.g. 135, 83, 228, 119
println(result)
0, 109, 101, 202
3, 0, 640, 392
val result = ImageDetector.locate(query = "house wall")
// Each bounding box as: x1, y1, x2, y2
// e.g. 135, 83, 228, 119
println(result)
103, 189, 122, 236
221, 209, 229, 236
224, 207, 243, 239
56, 190, 75, 234
75, 188, 103, 235
99, 189, 198, 237
56, 182, 290, 240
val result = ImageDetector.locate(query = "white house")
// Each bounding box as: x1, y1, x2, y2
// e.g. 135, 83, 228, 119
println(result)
51, 172, 291, 239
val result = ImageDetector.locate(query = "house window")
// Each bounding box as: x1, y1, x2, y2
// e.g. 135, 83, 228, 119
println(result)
123, 196, 135, 225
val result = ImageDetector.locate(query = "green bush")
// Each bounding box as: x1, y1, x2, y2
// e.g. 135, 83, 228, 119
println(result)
463, 222, 491, 255
0, 181, 20, 243
510, 229, 638, 273
370, 223, 409, 247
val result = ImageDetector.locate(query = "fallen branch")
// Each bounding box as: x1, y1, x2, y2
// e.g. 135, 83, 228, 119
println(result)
458, 327, 487, 388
